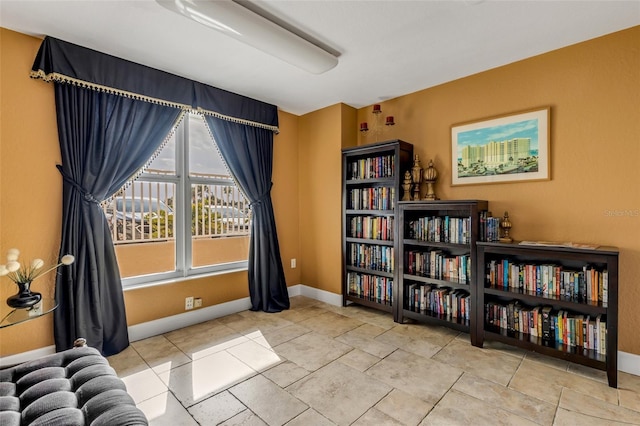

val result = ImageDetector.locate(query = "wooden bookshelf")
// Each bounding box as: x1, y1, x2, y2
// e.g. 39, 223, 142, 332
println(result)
342, 140, 413, 318
397, 200, 488, 342
475, 241, 619, 388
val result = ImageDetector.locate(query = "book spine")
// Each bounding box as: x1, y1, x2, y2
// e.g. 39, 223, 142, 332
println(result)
542, 307, 551, 339
600, 317, 607, 355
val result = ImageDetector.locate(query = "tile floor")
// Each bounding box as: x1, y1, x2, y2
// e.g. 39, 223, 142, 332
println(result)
107, 296, 640, 425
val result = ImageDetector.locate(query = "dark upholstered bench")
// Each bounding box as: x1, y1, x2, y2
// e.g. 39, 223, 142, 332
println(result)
0, 346, 147, 425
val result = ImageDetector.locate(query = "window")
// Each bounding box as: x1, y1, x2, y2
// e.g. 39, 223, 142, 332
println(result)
103, 113, 250, 287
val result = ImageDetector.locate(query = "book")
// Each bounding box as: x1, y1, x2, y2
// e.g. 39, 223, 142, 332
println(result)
555, 310, 563, 344
583, 316, 590, 350
541, 306, 552, 339
530, 306, 540, 337
600, 317, 607, 355
595, 314, 601, 353
575, 315, 584, 348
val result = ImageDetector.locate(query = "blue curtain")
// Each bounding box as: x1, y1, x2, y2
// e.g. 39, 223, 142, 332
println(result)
53, 83, 181, 355
32, 35, 283, 352
32, 37, 279, 129
204, 117, 289, 312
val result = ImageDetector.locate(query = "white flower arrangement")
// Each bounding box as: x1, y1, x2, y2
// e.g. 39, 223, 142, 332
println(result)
0, 248, 75, 284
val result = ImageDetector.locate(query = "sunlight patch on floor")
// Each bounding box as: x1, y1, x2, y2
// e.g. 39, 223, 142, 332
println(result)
137, 391, 170, 421
120, 368, 168, 404
141, 330, 284, 405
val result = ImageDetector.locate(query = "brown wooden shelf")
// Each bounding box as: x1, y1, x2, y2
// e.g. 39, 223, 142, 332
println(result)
345, 265, 393, 278
345, 177, 395, 186
483, 286, 607, 315
397, 200, 488, 347
404, 274, 471, 288
476, 242, 618, 388
345, 294, 393, 313
483, 326, 606, 366
345, 209, 394, 216
345, 237, 394, 246
341, 140, 414, 321
403, 239, 470, 250
402, 309, 470, 333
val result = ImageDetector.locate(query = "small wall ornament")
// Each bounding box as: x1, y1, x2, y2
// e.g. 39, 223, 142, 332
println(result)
359, 104, 396, 142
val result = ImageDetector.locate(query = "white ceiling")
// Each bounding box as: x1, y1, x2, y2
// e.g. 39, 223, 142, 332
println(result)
1, 1, 639, 116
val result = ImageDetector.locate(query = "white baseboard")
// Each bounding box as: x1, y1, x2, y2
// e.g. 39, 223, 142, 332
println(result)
287, 284, 342, 306
4, 284, 639, 379
129, 285, 341, 342
619, 350, 640, 377
0, 297, 253, 366
128, 296, 252, 342
0, 345, 56, 367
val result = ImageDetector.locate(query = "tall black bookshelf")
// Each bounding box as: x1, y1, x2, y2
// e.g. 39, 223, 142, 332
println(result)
476, 241, 619, 388
397, 200, 488, 343
342, 140, 413, 318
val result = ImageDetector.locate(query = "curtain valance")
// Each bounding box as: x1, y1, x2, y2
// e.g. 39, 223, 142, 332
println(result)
30, 36, 279, 132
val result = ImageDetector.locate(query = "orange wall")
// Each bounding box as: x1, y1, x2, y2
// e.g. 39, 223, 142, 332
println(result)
298, 104, 356, 294
0, 29, 62, 356
354, 27, 640, 354
1, 26, 638, 358
0, 29, 301, 355
115, 237, 250, 278
273, 110, 301, 286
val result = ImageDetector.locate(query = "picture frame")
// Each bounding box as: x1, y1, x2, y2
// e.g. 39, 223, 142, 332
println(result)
451, 107, 550, 186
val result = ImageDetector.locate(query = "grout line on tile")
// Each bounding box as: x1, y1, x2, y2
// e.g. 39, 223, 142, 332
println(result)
419, 372, 466, 424
505, 349, 526, 389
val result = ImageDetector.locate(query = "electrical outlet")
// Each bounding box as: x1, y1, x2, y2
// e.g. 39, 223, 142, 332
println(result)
194, 297, 202, 308
291, 258, 297, 268
185, 296, 194, 310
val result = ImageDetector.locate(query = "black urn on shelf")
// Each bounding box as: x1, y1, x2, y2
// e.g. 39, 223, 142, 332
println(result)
6, 281, 42, 309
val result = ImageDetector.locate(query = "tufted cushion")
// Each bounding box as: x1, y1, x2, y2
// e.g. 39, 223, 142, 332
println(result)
0, 410, 21, 426
0, 347, 147, 425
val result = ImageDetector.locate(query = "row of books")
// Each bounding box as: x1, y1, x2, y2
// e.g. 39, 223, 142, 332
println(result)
479, 212, 501, 242
486, 260, 608, 304
349, 216, 394, 241
405, 216, 471, 244
485, 301, 607, 354
347, 155, 396, 180
348, 187, 396, 210
405, 250, 472, 284
347, 243, 394, 273
347, 272, 393, 305
406, 283, 471, 321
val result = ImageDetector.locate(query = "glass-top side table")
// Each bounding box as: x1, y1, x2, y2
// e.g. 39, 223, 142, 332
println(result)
0, 299, 58, 328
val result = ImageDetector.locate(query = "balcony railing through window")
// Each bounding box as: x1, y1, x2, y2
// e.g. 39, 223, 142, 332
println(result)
102, 169, 250, 244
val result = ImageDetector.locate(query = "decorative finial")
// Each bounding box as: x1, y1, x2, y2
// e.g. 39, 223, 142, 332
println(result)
411, 155, 423, 201
499, 211, 513, 243
423, 159, 439, 200
402, 170, 412, 201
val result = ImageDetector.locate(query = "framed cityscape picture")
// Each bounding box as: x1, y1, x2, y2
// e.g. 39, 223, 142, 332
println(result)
451, 107, 550, 186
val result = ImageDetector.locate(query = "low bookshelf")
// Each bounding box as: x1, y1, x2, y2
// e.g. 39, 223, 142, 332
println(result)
475, 241, 619, 388
397, 200, 488, 343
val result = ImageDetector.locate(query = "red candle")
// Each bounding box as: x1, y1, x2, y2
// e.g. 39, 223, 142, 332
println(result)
372, 104, 381, 113
385, 116, 395, 125
360, 122, 369, 131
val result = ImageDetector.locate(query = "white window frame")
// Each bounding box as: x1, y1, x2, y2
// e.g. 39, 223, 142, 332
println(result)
122, 113, 248, 288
